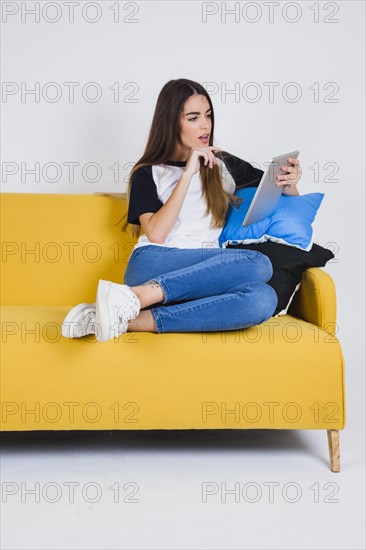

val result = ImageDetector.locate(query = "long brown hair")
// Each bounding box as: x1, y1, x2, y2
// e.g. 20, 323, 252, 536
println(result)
105, 78, 242, 239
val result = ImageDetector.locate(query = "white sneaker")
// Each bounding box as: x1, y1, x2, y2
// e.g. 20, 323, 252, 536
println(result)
62, 303, 96, 338
95, 280, 141, 342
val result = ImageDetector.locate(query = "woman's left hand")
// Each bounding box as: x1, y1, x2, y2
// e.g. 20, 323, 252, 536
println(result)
276, 157, 302, 195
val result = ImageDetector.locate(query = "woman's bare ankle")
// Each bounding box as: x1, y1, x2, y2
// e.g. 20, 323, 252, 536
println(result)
130, 281, 164, 309
127, 310, 158, 332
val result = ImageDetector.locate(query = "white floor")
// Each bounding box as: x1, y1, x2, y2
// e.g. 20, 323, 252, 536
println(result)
1, 419, 365, 550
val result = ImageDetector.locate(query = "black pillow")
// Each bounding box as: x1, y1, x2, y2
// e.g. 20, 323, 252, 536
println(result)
226, 241, 335, 315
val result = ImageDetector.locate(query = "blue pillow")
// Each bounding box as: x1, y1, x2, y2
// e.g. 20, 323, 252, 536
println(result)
219, 187, 325, 252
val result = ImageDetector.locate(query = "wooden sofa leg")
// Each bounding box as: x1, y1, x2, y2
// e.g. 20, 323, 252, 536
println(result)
327, 429, 340, 472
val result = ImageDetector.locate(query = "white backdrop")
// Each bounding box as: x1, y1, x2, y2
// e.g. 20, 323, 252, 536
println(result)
1, 1, 365, 549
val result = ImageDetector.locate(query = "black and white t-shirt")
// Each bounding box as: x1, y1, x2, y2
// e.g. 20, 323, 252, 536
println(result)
127, 151, 264, 251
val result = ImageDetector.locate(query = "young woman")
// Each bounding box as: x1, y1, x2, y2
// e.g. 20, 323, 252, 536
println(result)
62, 78, 301, 342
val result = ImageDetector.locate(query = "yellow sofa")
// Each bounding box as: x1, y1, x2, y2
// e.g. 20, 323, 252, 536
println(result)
0, 193, 346, 471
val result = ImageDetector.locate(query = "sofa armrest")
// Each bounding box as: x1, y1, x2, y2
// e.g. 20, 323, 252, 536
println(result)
287, 267, 337, 336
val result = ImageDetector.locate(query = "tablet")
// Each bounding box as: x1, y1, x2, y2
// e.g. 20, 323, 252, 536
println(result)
242, 150, 300, 226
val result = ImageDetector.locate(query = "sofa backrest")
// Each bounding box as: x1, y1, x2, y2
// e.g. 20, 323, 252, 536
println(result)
1, 193, 137, 306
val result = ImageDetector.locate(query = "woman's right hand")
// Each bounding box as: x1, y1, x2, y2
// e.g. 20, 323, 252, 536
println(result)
183, 146, 222, 177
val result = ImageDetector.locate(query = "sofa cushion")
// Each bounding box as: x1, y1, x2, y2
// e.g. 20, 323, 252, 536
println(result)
0, 305, 345, 431
226, 241, 335, 316
219, 187, 325, 251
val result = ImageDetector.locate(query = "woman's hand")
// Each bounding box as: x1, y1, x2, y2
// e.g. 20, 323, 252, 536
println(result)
276, 157, 302, 196
184, 146, 221, 177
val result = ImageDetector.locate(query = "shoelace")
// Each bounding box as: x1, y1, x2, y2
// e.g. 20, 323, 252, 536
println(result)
81, 312, 97, 335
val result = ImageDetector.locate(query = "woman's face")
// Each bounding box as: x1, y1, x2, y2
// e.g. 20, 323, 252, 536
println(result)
178, 94, 213, 151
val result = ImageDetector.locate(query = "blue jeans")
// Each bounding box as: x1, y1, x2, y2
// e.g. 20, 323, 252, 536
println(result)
123, 245, 278, 333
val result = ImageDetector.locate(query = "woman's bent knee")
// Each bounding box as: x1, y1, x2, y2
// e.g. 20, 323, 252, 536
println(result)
235, 282, 277, 327
234, 250, 273, 283
254, 283, 278, 322
254, 253, 273, 283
